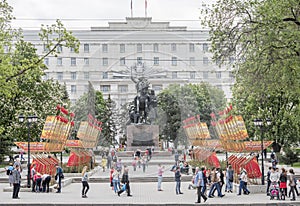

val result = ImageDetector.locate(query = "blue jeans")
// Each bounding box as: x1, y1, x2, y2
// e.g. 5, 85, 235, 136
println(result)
176, 181, 181, 194
238, 181, 249, 194
113, 179, 120, 193
202, 184, 207, 195
158, 176, 163, 190
226, 180, 233, 191
209, 182, 222, 196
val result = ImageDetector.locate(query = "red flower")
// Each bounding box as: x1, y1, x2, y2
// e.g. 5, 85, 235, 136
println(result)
60, 106, 69, 115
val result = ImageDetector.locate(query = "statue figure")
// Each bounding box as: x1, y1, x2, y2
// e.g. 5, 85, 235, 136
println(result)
148, 89, 157, 124
129, 64, 157, 124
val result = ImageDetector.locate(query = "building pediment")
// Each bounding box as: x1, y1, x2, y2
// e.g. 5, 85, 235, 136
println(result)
91, 17, 186, 31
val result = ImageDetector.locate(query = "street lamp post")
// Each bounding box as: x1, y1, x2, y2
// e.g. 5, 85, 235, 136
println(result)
253, 118, 271, 185
19, 115, 38, 188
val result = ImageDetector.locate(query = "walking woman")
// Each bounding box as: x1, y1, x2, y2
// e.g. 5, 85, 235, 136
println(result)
288, 168, 296, 201
81, 166, 89, 198
279, 168, 287, 200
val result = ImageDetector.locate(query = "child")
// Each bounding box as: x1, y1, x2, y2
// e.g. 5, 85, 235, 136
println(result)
101, 156, 107, 172
132, 158, 137, 171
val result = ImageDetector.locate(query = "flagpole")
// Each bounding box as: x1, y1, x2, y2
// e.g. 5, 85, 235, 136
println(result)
145, 0, 147, 17
131, 0, 133, 17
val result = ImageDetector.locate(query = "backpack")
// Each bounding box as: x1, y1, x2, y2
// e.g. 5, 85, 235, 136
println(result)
6, 169, 12, 175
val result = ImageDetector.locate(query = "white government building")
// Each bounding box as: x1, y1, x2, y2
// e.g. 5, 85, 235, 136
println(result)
23, 17, 234, 107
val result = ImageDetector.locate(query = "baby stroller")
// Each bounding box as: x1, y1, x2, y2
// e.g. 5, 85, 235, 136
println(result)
269, 182, 280, 200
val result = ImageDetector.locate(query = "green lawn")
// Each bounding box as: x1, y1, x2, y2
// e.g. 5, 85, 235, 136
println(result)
293, 162, 300, 168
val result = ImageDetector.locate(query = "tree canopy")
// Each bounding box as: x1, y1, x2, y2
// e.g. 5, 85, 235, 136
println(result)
201, 0, 300, 147
157, 83, 226, 148
0, 0, 80, 161
71, 91, 117, 146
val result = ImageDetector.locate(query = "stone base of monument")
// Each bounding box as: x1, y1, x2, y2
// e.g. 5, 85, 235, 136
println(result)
126, 124, 159, 151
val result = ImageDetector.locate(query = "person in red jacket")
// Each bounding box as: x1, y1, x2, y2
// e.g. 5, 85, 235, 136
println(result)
34, 173, 42, 192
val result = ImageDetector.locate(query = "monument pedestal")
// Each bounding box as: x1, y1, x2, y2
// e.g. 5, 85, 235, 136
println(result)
126, 124, 159, 151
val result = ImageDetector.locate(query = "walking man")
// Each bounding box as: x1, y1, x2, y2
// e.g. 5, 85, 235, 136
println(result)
12, 164, 21, 199
175, 166, 183, 195
118, 167, 132, 196
194, 167, 207, 203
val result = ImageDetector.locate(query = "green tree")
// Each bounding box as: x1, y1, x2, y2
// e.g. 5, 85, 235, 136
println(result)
0, 0, 80, 161
279, 147, 299, 166
71, 92, 117, 147
100, 95, 118, 146
157, 83, 226, 148
202, 0, 300, 147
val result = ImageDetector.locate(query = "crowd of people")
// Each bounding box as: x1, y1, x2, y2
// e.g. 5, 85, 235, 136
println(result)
5, 157, 66, 199
3, 149, 299, 203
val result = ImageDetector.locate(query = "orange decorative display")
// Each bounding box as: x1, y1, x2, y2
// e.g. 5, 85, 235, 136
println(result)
14, 142, 45, 153
183, 115, 210, 140
193, 148, 220, 168
67, 150, 92, 167
31, 154, 58, 175
229, 154, 262, 179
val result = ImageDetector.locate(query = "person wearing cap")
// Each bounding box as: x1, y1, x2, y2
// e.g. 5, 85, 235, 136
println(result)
237, 168, 250, 195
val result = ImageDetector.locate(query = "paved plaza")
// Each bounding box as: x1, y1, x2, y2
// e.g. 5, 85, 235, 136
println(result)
0, 154, 299, 205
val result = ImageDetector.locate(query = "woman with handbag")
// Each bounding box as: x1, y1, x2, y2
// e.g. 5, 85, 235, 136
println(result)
288, 169, 296, 201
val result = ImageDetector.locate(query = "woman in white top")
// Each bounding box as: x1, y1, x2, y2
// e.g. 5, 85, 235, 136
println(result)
112, 168, 120, 193
81, 166, 89, 198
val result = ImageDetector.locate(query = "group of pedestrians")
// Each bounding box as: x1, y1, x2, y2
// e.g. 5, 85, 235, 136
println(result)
30, 164, 52, 193
266, 166, 298, 201
110, 163, 132, 197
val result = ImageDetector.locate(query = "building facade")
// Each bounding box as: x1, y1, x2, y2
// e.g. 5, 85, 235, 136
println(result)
23, 17, 234, 107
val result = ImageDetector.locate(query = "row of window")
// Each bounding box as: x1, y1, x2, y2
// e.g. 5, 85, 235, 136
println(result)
44, 56, 213, 67
49, 71, 232, 81
70, 83, 224, 100
45, 43, 209, 53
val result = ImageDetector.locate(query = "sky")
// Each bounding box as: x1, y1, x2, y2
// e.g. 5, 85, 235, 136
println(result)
7, 0, 213, 30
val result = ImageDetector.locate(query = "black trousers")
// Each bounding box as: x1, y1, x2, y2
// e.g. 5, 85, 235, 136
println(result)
42, 176, 51, 192
82, 181, 89, 196
57, 177, 62, 192
36, 178, 42, 192
12, 183, 20, 198
32, 179, 36, 192
197, 186, 207, 203
118, 181, 131, 196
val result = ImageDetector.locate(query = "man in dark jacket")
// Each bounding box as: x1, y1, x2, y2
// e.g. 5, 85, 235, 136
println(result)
118, 167, 132, 196
175, 166, 183, 195
55, 164, 64, 193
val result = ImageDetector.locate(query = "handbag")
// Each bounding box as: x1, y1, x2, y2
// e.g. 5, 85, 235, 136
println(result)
121, 183, 126, 191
